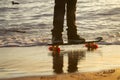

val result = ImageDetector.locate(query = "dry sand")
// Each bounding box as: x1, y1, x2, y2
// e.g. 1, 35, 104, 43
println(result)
2, 68, 120, 80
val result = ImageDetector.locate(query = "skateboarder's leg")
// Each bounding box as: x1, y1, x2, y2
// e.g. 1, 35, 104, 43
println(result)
66, 0, 77, 35
52, 0, 66, 44
66, 0, 85, 43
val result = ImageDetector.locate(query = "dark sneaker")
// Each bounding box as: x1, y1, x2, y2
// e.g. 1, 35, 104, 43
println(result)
68, 35, 85, 44
52, 36, 63, 44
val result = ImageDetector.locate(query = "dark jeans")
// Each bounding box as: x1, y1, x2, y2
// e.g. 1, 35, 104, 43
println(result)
52, 0, 77, 36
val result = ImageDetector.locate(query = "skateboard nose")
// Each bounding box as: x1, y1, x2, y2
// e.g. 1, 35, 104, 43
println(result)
96, 37, 103, 41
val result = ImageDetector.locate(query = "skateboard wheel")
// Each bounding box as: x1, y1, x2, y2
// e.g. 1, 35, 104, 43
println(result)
85, 43, 98, 50
94, 44, 98, 49
57, 47, 60, 53
48, 46, 53, 51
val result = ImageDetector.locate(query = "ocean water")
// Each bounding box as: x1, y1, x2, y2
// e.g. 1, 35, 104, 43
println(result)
0, 0, 120, 79
0, 0, 120, 47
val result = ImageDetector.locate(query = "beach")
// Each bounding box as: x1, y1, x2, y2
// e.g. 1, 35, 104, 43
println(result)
0, 45, 120, 80
2, 68, 120, 80
0, 0, 120, 80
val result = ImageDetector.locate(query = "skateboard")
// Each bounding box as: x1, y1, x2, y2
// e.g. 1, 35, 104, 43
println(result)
48, 37, 103, 53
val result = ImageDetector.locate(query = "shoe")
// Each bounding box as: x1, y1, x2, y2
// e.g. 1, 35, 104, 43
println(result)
52, 35, 63, 44
68, 35, 85, 44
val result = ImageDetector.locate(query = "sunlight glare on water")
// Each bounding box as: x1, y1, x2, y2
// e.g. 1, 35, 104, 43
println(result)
0, 0, 120, 46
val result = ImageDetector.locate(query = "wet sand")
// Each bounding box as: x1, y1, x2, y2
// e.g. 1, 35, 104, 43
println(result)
2, 68, 120, 80
0, 45, 120, 80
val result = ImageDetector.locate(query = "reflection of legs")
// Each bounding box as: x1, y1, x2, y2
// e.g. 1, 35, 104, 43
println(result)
68, 53, 78, 72
52, 53, 63, 74
52, 0, 66, 44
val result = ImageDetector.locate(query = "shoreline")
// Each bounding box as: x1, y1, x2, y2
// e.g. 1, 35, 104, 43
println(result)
2, 68, 120, 80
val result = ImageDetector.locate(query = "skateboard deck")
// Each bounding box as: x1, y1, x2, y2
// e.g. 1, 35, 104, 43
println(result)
48, 37, 103, 45
48, 37, 103, 52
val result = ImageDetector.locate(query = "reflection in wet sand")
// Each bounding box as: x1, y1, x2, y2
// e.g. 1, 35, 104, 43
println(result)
52, 53, 63, 74
52, 50, 86, 74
